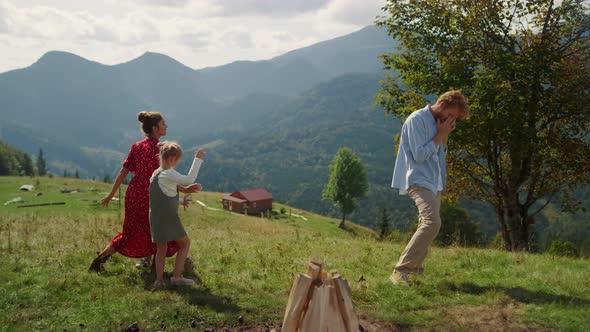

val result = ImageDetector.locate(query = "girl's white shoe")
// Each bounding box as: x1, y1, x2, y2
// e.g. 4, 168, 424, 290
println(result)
170, 276, 194, 286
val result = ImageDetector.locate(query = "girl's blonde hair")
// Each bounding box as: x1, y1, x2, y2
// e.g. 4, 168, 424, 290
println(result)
157, 141, 183, 167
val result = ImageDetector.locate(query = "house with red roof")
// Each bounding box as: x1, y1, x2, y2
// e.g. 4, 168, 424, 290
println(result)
222, 188, 273, 215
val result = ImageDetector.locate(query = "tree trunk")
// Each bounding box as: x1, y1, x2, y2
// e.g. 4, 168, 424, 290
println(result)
495, 202, 512, 250
504, 192, 529, 251
339, 214, 346, 229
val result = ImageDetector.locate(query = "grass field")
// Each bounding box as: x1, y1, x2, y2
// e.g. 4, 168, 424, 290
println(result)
1, 176, 589, 331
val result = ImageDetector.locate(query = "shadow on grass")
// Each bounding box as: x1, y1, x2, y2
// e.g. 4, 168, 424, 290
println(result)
140, 268, 241, 314
443, 282, 590, 306
173, 285, 241, 314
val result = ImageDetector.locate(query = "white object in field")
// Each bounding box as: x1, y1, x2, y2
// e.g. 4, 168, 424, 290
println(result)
19, 184, 34, 191
4, 197, 23, 206
195, 200, 222, 211
290, 213, 308, 221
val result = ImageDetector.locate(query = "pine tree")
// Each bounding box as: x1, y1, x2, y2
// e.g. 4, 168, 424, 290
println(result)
378, 208, 391, 240
21, 153, 34, 177
36, 148, 47, 176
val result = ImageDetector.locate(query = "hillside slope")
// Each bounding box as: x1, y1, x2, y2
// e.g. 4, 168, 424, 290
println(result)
192, 73, 415, 231
0, 25, 394, 181
1, 176, 589, 331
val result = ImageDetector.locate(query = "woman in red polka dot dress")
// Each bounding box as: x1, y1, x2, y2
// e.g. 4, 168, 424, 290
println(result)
89, 111, 198, 272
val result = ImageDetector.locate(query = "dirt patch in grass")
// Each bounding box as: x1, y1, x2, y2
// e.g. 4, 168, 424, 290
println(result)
358, 318, 403, 331
206, 325, 280, 332
198, 318, 400, 332
437, 300, 552, 332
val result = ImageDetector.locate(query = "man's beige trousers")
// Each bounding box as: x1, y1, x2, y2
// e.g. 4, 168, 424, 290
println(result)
395, 185, 442, 274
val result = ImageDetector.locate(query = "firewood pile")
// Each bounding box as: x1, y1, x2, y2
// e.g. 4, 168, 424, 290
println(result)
282, 259, 360, 332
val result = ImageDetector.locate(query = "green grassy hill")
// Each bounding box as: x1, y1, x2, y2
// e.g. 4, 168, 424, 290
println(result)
1, 176, 589, 331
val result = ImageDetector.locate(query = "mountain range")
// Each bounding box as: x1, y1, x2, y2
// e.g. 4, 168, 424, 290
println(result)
2, 24, 588, 247
0, 25, 394, 176
0, 25, 411, 227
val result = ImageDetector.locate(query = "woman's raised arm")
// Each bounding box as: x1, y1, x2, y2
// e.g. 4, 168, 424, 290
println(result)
100, 167, 130, 207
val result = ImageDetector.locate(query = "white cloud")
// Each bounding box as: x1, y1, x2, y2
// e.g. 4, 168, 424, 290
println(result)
0, 3, 113, 41
0, 0, 382, 73
211, 0, 332, 16
223, 31, 254, 49
0, 3, 9, 32
179, 31, 210, 50
142, 0, 190, 7
117, 12, 162, 45
0, 3, 166, 46
321, 0, 385, 26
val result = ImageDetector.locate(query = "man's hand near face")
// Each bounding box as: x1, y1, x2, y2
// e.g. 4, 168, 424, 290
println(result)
434, 117, 456, 148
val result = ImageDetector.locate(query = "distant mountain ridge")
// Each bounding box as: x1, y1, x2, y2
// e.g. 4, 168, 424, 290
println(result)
0, 25, 407, 228
0, 25, 394, 175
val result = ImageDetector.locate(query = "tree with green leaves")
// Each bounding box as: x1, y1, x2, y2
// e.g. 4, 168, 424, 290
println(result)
438, 201, 482, 247
378, 207, 391, 240
322, 147, 369, 228
0, 141, 37, 176
377, 0, 590, 250
36, 148, 47, 176
21, 153, 34, 177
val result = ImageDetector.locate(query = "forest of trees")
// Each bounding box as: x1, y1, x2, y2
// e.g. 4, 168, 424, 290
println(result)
0, 140, 36, 176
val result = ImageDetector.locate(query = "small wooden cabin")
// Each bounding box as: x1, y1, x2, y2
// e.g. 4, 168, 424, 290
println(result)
222, 188, 273, 215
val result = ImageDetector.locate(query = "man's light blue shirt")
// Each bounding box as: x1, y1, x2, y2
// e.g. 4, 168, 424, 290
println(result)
391, 105, 447, 195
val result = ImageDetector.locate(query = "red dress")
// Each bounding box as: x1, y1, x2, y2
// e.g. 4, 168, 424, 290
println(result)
110, 137, 180, 258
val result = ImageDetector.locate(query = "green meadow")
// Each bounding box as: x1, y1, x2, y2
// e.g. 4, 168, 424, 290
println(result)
1, 176, 589, 331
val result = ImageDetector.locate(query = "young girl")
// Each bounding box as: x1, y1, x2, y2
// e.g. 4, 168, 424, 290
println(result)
150, 141, 206, 288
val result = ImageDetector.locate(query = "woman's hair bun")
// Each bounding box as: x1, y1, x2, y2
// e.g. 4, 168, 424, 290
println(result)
137, 111, 148, 123
136, 110, 163, 136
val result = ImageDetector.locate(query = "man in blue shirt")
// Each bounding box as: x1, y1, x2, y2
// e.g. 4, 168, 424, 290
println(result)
390, 90, 470, 285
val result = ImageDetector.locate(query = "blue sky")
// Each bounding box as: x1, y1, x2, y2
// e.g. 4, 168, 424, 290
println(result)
0, 0, 385, 73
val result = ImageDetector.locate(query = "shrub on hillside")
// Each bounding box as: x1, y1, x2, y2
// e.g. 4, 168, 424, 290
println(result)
386, 229, 413, 244
438, 201, 483, 247
547, 240, 579, 258
490, 233, 506, 250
